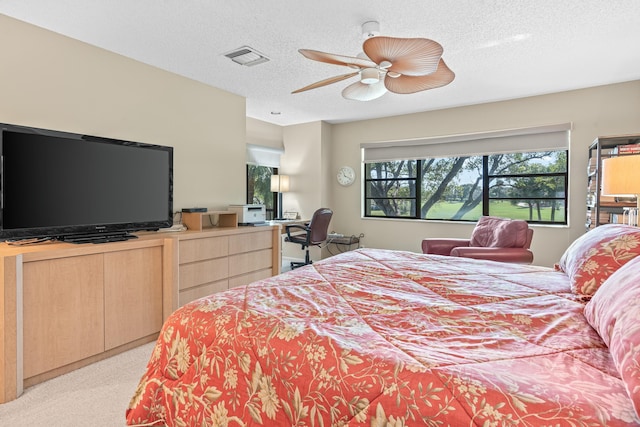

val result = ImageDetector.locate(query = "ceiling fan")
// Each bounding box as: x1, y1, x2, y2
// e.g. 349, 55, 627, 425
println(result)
292, 22, 455, 101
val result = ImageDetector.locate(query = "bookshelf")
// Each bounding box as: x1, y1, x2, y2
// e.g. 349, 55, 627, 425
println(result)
586, 134, 640, 231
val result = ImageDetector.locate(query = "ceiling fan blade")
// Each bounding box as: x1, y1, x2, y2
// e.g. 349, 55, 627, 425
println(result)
384, 59, 455, 94
363, 36, 443, 76
298, 49, 376, 69
292, 71, 359, 94
341, 80, 387, 101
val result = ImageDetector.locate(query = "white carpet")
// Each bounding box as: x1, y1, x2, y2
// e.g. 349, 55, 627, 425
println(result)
0, 342, 155, 427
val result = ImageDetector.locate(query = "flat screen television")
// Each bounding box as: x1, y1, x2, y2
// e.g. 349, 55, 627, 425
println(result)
0, 122, 173, 243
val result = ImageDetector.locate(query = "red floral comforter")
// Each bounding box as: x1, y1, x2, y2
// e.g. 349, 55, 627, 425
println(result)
126, 249, 640, 426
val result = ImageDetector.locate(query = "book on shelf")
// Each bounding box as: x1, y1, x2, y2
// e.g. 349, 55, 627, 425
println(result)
599, 212, 611, 224
587, 156, 597, 174
618, 143, 640, 154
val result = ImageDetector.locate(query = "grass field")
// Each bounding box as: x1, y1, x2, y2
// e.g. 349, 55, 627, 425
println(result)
375, 201, 566, 222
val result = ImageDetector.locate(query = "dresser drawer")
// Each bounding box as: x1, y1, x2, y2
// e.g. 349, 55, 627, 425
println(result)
179, 257, 229, 290
179, 236, 228, 264
229, 231, 272, 255
229, 268, 272, 289
229, 248, 272, 277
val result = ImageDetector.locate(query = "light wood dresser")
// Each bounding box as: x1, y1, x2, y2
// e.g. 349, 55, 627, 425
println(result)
0, 225, 280, 403
175, 226, 281, 306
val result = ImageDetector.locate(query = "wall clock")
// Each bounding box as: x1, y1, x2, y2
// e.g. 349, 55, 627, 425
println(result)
337, 166, 356, 186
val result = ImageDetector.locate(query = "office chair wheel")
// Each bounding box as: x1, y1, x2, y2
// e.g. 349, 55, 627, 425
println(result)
290, 260, 312, 270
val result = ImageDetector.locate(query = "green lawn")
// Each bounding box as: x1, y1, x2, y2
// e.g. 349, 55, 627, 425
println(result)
426, 201, 565, 222
370, 201, 565, 222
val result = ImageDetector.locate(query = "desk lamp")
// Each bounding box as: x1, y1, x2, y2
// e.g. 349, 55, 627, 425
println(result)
602, 155, 640, 226
270, 174, 290, 219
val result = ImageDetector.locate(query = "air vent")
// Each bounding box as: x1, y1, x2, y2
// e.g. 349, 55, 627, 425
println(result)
224, 46, 270, 67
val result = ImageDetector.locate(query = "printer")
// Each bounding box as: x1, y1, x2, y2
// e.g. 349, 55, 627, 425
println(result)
228, 204, 266, 224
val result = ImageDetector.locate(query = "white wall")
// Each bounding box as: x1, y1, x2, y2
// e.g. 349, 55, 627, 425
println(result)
328, 81, 640, 267
0, 15, 247, 212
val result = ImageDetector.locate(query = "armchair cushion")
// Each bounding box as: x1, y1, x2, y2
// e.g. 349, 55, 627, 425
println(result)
470, 216, 530, 248
421, 238, 470, 256
450, 247, 534, 264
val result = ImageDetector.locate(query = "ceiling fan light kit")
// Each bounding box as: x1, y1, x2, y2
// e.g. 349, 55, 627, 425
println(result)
293, 22, 454, 101
341, 80, 387, 102
360, 68, 380, 84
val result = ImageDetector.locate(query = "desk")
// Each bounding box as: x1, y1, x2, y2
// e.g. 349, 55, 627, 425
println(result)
327, 235, 361, 255
268, 219, 309, 234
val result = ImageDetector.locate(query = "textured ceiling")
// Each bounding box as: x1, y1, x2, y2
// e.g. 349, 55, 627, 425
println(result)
1, 0, 639, 126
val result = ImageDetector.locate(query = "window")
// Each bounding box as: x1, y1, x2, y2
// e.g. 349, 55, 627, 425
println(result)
365, 151, 567, 223
245, 144, 284, 221
365, 160, 419, 219
362, 124, 570, 224
487, 151, 567, 223
246, 165, 277, 220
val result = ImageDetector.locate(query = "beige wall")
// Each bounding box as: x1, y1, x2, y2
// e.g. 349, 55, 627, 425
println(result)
4, 15, 639, 268
0, 15, 246, 213
278, 121, 332, 261
328, 81, 640, 267
246, 119, 334, 262
280, 121, 328, 220
247, 119, 332, 220
246, 117, 283, 150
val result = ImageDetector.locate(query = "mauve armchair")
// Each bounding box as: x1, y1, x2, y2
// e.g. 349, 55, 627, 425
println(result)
422, 216, 534, 264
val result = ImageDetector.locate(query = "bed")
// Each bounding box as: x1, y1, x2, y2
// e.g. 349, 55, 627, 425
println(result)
126, 224, 640, 426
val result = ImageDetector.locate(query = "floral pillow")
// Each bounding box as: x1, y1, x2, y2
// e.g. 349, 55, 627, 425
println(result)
556, 224, 640, 297
584, 256, 640, 418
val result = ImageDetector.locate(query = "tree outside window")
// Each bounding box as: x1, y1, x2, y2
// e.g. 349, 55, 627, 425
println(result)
246, 165, 277, 220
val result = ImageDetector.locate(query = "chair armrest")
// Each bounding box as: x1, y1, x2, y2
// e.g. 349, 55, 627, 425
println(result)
422, 238, 471, 256
285, 224, 308, 240
285, 224, 307, 232
450, 247, 534, 264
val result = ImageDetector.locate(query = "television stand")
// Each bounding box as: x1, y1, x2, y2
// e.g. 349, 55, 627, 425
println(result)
59, 232, 138, 244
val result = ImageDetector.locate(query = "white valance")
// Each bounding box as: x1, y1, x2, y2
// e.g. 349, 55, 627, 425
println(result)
361, 123, 571, 163
246, 143, 284, 168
